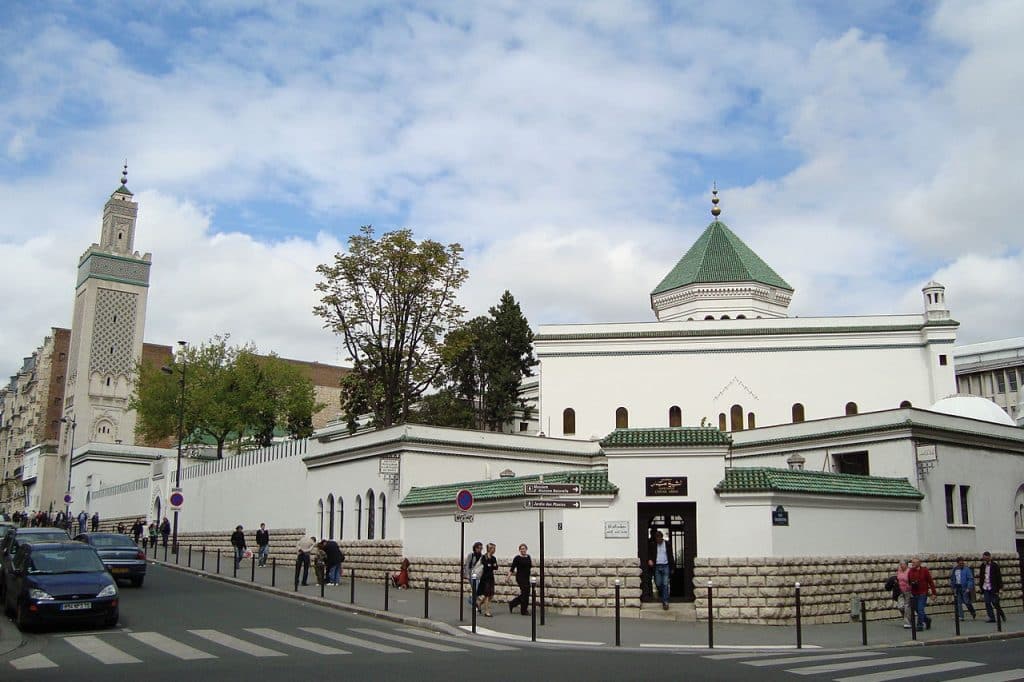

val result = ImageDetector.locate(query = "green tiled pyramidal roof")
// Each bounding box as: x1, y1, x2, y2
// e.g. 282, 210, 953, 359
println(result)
399, 469, 616, 508
714, 467, 923, 499
652, 220, 792, 295
601, 427, 732, 448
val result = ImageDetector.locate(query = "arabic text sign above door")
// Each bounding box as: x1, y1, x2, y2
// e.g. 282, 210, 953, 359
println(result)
645, 476, 688, 496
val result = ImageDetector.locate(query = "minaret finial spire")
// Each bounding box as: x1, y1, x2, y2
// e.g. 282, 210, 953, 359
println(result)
711, 181, 721, 218
121, 159, 128, 187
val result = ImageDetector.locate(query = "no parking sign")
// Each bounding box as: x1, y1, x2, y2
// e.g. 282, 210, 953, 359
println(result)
169, 488, 184, 511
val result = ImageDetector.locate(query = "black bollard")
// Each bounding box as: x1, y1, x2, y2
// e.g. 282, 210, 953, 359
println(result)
272, 557, 276, 587
424, 577, 430, 619
708, 580, 714, 649
997, 606, 1003, 633
216, 549, 221, 574
202, 546, 206, 571
795, 582, 803, 649
531, 579, 537, 642
321, 578, 325, 598
251, 554, 255, 582
350, 568, 355, 604
164, 543, 168, 562
861, 598, 868, 646
175, 543, 180, 564
910, 602, 917, 640
471, 585, 477, 634
614, 579, 621, 647
233, 555, 237, 578
188, 545, 192, 568
954, 601, 961, 636
384, 571, 390, 611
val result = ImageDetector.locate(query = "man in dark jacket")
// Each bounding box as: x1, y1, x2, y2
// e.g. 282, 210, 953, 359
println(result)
908, 557, 937, 629
160, 517, 171, 546
255, 523, 270, 567
647, 531, 676, 610
231, 525, 247, 571
323, 539, 344, 585
979, 551, 1005, 623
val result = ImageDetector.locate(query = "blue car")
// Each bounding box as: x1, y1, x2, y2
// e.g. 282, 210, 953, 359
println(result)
2, 542, 118, 630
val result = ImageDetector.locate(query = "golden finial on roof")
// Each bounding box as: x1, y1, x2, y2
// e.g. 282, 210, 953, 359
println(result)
711, 181, 721, 218
121, 160, 128, 187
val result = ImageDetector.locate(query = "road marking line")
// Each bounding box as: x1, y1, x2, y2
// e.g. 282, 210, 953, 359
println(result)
942, 671, 1024, 682
835, 660, 986, 682
397, 627, 519, 651
245, 628, 348, 655
10, 653, 58, 670
188, 629, 286, 657
127, 632, 217, 660
299, 628, 410, 653
351, 628, 467, 652
705, 651, 814, 660
790, 655, 930, 675
460, 625, 602, 646
65, 635, 141, 664
649, 644, 821, 651
745, 652, 886, 667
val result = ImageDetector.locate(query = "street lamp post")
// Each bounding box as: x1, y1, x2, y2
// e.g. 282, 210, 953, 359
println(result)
161, 340, 187, 553
60, 416, 77, 526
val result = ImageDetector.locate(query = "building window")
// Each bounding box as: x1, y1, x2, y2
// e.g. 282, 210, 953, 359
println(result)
833, 451, 869, 475
615, 407, 628, 429
669, 406, 681, 428
959, 485, 970, 525
730, 404, 743, 431
747, 412, 756, 429
519, 422, 529, 432
718, 413, 726, 431
338, 498, 344, 540
1008, 370, 1019, 392
366, 489, 376, 540
327, 494, 335, 539
944, 484, 956, 524
317, 499, 324, 539
939, 354, 948, 366
900, 400, 912, 408
355, 496, 362, 540
563, 408, 576, 435
845, 402, 858, 416
379, 493, 387, 539
792, 403, 805, 423
996, 372, 1006, 393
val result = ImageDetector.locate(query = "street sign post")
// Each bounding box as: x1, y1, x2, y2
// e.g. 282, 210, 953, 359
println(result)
454, 512, 474, 523
169, 488, 184, 511
456, 489, 474, 511
455, 489, 474, 623
524, 483, 581, 496
524, 499, 581, 509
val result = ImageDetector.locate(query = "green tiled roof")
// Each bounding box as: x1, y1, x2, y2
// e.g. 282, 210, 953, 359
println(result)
600, 427, 732, 448
652, 220, 792, 295
398, 468, 616, 507
714, 467, 923, 499
114, 185, 133, 196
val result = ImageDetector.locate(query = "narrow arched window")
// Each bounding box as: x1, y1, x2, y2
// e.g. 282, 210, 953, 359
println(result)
338, 497, 344, 539
379, 493, 386, 539
669, 406, 682, 427
718, 413, 726, 431
355, 495, 362, 540
615, 407, 628, 429
792, 403, 805, 423
747, 412, 756, 429
730, 404, 744, 431
900, 400, 912, 408
845, 402, 858, 416
317, 499, 324, 539
562, 408, 576, 435
366, 489, 376, 540
327, 494, 335, 539
721, 315, 731, 320
704, 315, 715, 320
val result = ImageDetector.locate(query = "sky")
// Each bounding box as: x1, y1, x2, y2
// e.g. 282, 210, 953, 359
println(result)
2, 0, 1023, 380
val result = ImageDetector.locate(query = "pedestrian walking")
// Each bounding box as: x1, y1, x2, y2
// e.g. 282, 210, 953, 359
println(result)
148, 521, 158, 549
979, 551, 1006, 623
295, 535, 315, 586
324, 538, 344, 585
907, 556, 937, 629
231, 525, 247, 571
949, 557, 976, 621
462, 541, 484, 612
507, 543, 532, 615
160, 517, 171, 546
896, 560, 913, 628
255, 523, 270, 567
91, 511, 100, 532
77, 510, 88, 535
478, 542, 499, 617
132, 518, 144, 545
647, 530, 675, 610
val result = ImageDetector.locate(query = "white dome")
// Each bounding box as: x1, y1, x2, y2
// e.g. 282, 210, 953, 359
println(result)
928, 395, 1016, 426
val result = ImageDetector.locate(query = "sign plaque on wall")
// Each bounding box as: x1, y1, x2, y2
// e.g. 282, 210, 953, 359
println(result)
772, 505, 789, 526
645, 476, 688, 496
604, 520, 630, 538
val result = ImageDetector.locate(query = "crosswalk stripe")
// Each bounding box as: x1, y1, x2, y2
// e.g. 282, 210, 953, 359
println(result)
705, 652, 803, 660
745, 652, 886, 667
188, 629, 286, 657
790, 655, 930, 675
350, 627, 467, 652
944, 671, 1024, 682
245, 628, 349, 655
127, 632, 217, 660
299, 627, 410, 653
65, 635, 141, 664
835, 660, 986, 682
397, 627, 519, 651
10, 653, 58, 670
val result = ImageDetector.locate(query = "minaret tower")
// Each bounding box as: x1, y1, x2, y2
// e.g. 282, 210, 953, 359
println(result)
62, 164, 152, 455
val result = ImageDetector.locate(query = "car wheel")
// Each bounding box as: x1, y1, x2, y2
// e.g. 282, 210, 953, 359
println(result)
15, 600, 32, 631
103, 609, 119, 627
130, 576, 144, 588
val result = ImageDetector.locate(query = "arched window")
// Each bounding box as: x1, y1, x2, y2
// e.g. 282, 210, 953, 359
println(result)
792, 403, 805, 423
721, 315, 730, 320
615, 407, 629, 429
718, 413, 726, 431
379, 493, 386, 539
327, 494, 335, 539
317, 499, 324, 539
355, 495, 362, 540
845, 402, 858, 416
730, 404, 744, 431
736, 315, 746, 319
563, 408, 576, 435
669, 406, 682, 428
338, 497, 344, 539
366, 489, 376, 540
900, 400, 912, 408
747, 412, 756, 429
704, 315, 715, 320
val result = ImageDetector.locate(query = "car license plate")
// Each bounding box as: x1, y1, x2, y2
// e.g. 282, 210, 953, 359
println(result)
111, 568, 129, 574
60, 602, 92, 611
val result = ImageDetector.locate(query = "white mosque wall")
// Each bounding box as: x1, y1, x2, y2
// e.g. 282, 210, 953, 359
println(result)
89, 477, 150, 522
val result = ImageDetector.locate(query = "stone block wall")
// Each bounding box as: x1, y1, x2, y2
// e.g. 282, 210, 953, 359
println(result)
692, 553, 1022, 625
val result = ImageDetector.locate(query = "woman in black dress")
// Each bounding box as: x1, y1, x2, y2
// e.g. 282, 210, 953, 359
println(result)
507, 543, 532, 615
478, 542, 499, 616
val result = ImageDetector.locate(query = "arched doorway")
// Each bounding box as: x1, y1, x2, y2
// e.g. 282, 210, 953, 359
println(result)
153, 496, 162, 524
637, 502, 697, 602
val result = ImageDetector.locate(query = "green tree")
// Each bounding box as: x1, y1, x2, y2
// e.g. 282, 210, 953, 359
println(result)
314, 226, 468, 430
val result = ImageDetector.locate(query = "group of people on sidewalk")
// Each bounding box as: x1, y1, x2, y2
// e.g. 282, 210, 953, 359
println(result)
887, 552, 1007, 629
292, 534, 346, 586
462, 541, 534, 617
229, 522, 273, 570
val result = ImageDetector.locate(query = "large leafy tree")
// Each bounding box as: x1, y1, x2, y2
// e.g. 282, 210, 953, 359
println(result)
132, 336, 320, 457
314, 226, 468, 430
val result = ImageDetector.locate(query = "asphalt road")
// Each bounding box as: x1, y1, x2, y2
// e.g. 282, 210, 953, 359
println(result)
2, 564, 1023, 681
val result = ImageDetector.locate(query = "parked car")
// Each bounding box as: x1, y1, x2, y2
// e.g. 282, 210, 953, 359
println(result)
73, 532, 147, 587
2, 542, 118, 630
0, 527, 71, 589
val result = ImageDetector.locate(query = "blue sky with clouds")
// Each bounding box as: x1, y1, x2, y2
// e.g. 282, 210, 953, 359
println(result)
1, 0, 1022, 379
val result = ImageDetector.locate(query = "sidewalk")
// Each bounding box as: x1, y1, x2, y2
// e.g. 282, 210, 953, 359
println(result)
153, 555, 1022, 650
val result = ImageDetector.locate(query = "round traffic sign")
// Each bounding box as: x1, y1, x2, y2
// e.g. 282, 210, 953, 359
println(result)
63, 493, 72, 504
456, 489, 473, 511
169, 491, 185, 507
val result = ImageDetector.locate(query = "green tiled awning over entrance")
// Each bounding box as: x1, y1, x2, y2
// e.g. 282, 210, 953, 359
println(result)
600, 427, 732, 448
398, 468, 617, 507
714, 467, 924, 499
